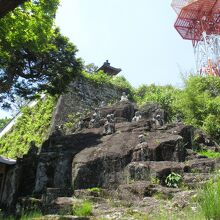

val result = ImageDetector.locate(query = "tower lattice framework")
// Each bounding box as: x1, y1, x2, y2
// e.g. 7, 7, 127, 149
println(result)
172, 0, 220, 76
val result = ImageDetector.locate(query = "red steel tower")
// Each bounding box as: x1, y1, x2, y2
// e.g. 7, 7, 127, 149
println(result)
172, 0, 220, 76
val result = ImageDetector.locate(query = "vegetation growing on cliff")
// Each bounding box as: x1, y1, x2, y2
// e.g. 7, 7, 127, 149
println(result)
1, 74, 220, 159
0, 117, 11, 130
135, 75, 220, 142
0, 96, 56, 158
82, 70, 134, 94
176, 76, 220, 141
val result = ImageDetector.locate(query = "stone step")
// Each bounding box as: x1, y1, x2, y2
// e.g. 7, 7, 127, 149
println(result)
42, 197, 85, 215
42, 188, 73, 205
126, 161, 185, 183
184, 158, 215, 173
183, 173, 213, 188
33, 215, 89, 220
74, 188, 108, 199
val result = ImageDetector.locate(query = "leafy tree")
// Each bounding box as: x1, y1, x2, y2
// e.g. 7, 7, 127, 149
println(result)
174, 76, 220, 141
135, 84, 181, 120
134, 76, 220, 141
84, 63, 98, 73
0, 0, 82, 108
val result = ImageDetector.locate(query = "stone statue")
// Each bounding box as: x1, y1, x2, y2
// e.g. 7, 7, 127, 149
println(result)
155, 108, 164, 120
100, 101, 106, 108
51, 125, 63, 137
132, 135, 149, 162
110, 114, 115, 123
144, 120, 152, 131
176, 113, 182, 123
103, 114, 116, 135
94, 108, 101, 118
132, 111, 142, 122
78, 117, 84, 130
89, 108, 101, 128
34, 162, 48, 193
155, 114, 164, 127
120, 92, 129, 102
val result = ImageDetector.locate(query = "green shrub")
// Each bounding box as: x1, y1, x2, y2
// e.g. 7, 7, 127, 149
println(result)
87, 187, 102, 193
82, 71, 134, 96
198, 179, 220, 220
165, 172, 182, 188
72, 200, 93, 217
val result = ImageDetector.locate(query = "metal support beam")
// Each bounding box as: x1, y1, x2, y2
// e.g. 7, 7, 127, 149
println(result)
194, 33, 220, 76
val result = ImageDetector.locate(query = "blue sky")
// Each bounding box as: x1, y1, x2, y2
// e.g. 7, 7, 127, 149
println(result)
56, 0, 196, 86
0, 0, 196, 118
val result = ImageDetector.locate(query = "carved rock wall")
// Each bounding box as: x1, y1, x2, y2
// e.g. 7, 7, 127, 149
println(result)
50, 76, 125, 133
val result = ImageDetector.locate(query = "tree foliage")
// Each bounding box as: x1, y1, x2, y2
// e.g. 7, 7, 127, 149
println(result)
0, 0, 82, 108
134, 84, 181, 120
175, 76, 220, 140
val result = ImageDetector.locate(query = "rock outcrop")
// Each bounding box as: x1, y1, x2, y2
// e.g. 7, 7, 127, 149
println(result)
1, 100, 219, 217
50, 77, 127, 133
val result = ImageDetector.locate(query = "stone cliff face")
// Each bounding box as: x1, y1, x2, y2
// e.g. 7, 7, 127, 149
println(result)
71, 109, 187, 190
1, 98, 219, 216
50, 76, 125, 133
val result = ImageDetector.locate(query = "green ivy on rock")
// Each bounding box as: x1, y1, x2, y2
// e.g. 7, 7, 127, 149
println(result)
0, 95, 56, 159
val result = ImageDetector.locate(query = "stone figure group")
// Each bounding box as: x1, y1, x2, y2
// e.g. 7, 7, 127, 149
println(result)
87, 108, 116, 135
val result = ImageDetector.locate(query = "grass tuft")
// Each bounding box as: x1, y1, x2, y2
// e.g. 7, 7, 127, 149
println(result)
72, 200, 93, 217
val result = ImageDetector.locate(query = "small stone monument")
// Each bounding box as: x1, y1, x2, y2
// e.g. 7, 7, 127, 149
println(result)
155, 114, 164, 127
51, 125, 63, 137
89, 108, 101, 128
78, 117, 84, 130
103, 114, 116, 135
132, 135, 149, 162
132, 111, 142, 122
100, 101, 106, 108
120, 92, 129, 102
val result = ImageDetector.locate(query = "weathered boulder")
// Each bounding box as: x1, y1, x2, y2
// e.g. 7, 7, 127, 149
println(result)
126, 161, 184, 183
34, 131, 103, 194
140, 103, 168, 122
1, 153, 38, 210
183, 173, 212, 188
167, 124, 194, 149
99, 101, 137, 122
116, 181, 154, 201
144, 132, 186, 162
41, 188, 73, 214
185, 158, 216, 173
72, 127, 186, 190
